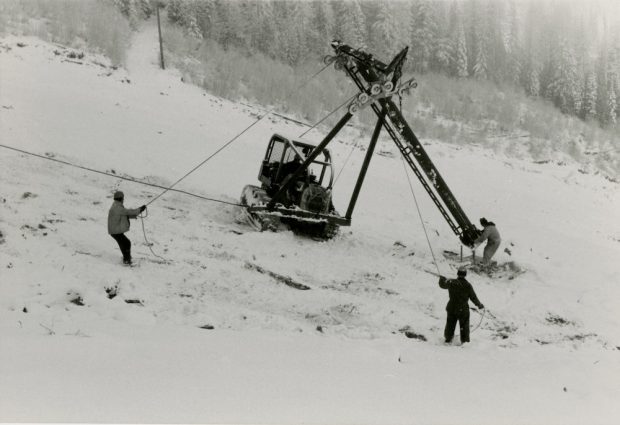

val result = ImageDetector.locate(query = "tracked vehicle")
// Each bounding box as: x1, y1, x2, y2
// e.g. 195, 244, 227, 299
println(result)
242, 41, 482, 246
241, 134, 342, 238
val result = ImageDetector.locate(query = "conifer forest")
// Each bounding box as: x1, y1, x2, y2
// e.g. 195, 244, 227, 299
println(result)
115, 0, 620, 128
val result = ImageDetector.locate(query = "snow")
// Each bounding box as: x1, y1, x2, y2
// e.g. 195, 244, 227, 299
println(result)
1, 27, 620, 425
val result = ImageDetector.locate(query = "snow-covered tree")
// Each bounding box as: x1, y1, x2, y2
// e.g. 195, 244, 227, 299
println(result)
545, 39, 579, 114
472, 24, 488, 80
308, 0, 335, 56
504, 0, 521, 84
246, 1, 278, 57
136, 0, 153, 19
603, 83, 617, 125
114, 0, 139, 27
166, 0, 183, 24
370, 1, 402, 56
334, 0, 365, 47
431, 1, 451, 73
452, 18, 468, 78
581, 69, 598, 121
183, 1, 203, 39
410, 0, 437, 73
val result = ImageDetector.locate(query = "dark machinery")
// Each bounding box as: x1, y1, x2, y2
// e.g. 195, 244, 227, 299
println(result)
242, 41, 481, 246
241, 134, 341, 238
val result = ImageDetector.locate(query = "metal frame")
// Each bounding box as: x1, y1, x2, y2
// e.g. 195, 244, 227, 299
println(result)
253, 42, 481, 247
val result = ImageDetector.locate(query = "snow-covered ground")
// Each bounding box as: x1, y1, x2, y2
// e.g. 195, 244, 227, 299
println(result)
1, 27, 619, 424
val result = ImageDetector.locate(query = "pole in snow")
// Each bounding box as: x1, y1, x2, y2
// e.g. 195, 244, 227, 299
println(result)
156, 4, 165, 70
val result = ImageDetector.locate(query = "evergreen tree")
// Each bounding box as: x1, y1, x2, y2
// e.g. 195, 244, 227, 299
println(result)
504, 0, 521, 85
410, 0, 437, 73
464, 0, 479, 77
137, 0, 153, 19
309, 0, 335, 56
520, 0, 540, 96
596, 41, 611, 124
581, 69, 598, 121
453, 20, 468, 78
248, 1, 278, 58
431, 1, 451, 73
472, 24, 488, 80
114, 0, 136, 18
209, 0, 246, 49
184, 1, 203, 39
448, 2, 467, 78
483, 1, 509, 82
546, 38, 579, 114
607, 84, 617, 125
193, 0, 215, 40
370, 1, 401, 56
334, 0, 366, 47
282, 1, 314, 65
166, 0, 183, 24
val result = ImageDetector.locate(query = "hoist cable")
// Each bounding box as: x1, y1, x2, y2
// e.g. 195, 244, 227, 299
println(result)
333, 140, 360, 186
400, 155, 441, 276
146, 113, 268, 206
299, 93, 358, 138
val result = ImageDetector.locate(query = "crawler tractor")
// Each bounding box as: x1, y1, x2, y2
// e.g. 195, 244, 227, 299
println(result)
242, 41, 482, 247
241, 134, 341, 238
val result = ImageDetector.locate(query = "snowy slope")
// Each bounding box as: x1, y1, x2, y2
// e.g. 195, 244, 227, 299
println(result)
1, 29, 620, 425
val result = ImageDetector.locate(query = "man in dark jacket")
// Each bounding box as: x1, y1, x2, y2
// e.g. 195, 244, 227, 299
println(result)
438, 266, 484, 344
108, 191, 146, 265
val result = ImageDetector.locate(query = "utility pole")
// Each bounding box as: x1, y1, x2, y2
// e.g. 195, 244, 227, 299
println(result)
156, 2, 165, 70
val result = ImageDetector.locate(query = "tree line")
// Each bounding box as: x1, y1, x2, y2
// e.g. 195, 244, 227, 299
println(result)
113, 0, 620, 128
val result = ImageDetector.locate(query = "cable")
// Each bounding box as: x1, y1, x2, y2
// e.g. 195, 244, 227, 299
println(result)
146, 113, 268, 206
0, 143, 244, 207
138, 209, 169, 263
471, 307, 486, 334
400, 155, 441, 276
298, 61, 333, 90
333, 139, 359, 186
298, 93, 358, 138
145, 59, 339, 206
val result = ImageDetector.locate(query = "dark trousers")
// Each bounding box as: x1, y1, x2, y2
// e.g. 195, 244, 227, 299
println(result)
110, 233, 131, 262
444, 310, 471, 343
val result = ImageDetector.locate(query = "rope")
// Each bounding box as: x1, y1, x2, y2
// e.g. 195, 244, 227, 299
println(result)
0, 143, 244, 207
146, 113, 268, 206
298, 61, 333, 90
400, 155, 441, 276
471, 307, 486, 334
144, 58, 337, 206
138, 210, 169, 263
298, 93, 358, 138
333, 139, 359, 186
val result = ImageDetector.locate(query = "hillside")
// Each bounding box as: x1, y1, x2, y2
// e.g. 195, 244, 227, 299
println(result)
1, 30, 620, 425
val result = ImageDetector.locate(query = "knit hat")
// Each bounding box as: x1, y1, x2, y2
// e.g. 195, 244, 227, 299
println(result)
113, 190, 124, 201
457, 266, 467, 277
480, 217, 489, 226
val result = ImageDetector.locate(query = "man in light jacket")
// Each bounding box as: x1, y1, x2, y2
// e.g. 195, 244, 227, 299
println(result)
108, 191, 145, 265
474, 217, 501, 266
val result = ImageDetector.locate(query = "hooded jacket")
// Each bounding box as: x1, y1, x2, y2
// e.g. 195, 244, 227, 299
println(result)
475, 222, 501, 246
438, 276, 483, 314
108, 200, 140, 235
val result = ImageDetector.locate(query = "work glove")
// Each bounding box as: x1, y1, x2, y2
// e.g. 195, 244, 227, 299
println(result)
478, 304, 485, 310
139, 205, 146, 212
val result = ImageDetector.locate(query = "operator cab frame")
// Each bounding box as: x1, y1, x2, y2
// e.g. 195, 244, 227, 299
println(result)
258, 133, 333, 196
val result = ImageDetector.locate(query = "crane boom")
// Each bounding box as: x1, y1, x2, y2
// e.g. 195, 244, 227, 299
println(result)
330, 41, 481, 247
